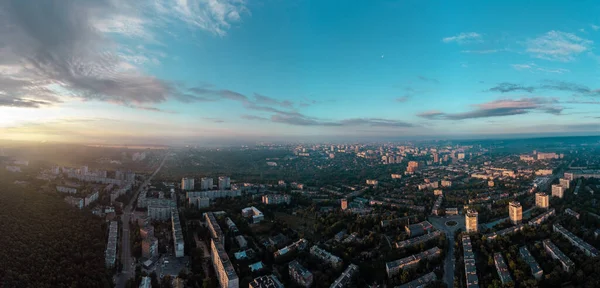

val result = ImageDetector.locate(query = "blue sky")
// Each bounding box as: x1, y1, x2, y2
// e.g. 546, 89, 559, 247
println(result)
0, 0, 599, 144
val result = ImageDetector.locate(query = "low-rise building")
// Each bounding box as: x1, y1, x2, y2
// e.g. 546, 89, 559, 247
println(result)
330, 264, 359, 288
139, 276, 151, 288
527, 208, 555, 226
288, 260, 313, 288
519, 246, 542, 280
446, 207, 458, 215
543, 239, 574, 272
553, 224, 599, 257
395, 230, 442, 249
242, 206, 264, 224
405, 221, 433, 237
386, 247, 441, 278
493, 253, 512, 285
249, 275, 284, 288
396, 271, 437, 288
565, 208, 580, 219
310, 246, 343, 268
235, 235, 247, 249
274, 238, 308, 258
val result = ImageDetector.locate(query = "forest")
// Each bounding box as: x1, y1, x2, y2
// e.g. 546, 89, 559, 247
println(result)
0, 171, 113, 288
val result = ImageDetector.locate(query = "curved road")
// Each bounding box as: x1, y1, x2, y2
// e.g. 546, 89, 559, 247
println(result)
116, 153, 168, 288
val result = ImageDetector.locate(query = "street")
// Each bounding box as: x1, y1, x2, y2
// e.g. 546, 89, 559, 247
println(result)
429, 215, 466, 288
116, 153, 168, 288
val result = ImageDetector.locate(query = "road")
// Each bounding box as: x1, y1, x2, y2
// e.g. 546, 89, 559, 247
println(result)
429, 215, 466, 288
116, 153, 168, 288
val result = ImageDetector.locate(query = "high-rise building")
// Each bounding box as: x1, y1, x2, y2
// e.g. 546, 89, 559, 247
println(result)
433, 153, 439, 163
181, 177, 194, 191
466, 210, 479, 233
559, 178, 570, 189
341, 199, 348, 210
535, 192, 549, 209
218, 176, 231, 190
552, 184, 565, 198
407, 161, 419, 173
509, 201, 522, 225
200, 177, 213, 190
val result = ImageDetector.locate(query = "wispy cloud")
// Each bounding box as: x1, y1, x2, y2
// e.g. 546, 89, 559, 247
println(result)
396, 96, 410, 103
254, 93, 293, 108
442, 32, 482, 44
526, 31, 592, 62
488, 83, 536, 93
511, 63, 570, 74
418, 76, 439, 84
591, 24, 600, 31
461, 49, 500, 54
418, 97, 562, 120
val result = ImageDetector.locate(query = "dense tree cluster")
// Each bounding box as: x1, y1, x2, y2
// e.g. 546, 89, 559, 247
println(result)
0, 173, 112, 288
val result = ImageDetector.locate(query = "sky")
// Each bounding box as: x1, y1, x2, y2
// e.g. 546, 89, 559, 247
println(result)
0, 0, 600, 145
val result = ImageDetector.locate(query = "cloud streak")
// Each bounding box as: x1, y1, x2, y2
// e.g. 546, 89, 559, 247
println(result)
442, 32, 482, 44
418, 97, 562, 120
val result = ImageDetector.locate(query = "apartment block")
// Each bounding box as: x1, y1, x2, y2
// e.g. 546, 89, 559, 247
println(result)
274, 238, 308, 258
466, 210, 479, 233
553, 224, 599, 257
395, 230, 443, 249
509, 201, 522, 225
200, 177, 213, 190
462, 235, 479, 288
535, 192, 549, 209
565, 208, 580, 219
288, 260, 313, 288
142, 236, 158, 259
527, 208, 555, 226
543, 239, 574, 272
330, 264, 359, 288
105, 221, 118, 268
560, 178, 571, 189
405, 221, 433, 237
386, 247, 441, 278
397, 272, 437, 288
310, 246, 343, 269
181, 177, 194, 191
262, 194, 292, 205
519, 246, 543, 280
493, 253, 512, 285
210, 238, 239, 288
249, 275, 284, 288
204, 212, 224, 245
552, 184, 565, 198
242, 206, 264, 224
171, 209, 184, 258
218, 176, 231, 190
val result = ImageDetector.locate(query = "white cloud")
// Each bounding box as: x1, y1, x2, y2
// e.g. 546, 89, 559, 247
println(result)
526, 31, 592, 62
591, 24, 600, 31
442, 32, 482, 44
511, 64, 532, 70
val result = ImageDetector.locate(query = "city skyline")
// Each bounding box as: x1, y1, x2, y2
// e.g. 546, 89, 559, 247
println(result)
1, 0, 600, 144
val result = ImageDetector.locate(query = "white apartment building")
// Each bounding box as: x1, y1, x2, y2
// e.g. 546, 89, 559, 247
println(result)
181, 177, 195, 191
200, 177, 213, 190
466, 210, 479, 233
535, 192, 549, 209
218, 176, 231, 190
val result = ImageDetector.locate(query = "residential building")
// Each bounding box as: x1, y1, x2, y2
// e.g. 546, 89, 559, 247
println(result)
484, 224, 525, 241
386, 247, 441, 278
210, 238, 239, 288
226, 218, 239, 233
405, 221, 433, 237
204, 212, 224, 245
462, 235, 479, 288
535, 192, 549, 209
552, 184, 565, 198
57, 185, 77, 194
493, 253, 512, 285
288, 260, 313, 288
148, 205, 172, 220
366, 179, 378, 186
242, 206, 264, 224
235, 235, 247, 249
565, 208, 580, 219
262, 194, 291, 205
65, 196, 84, 209
310, 246, 343, 268
189, 196, 210, 208
509, 201, 522, 225
560, 178, 570, 189
395, 230, 442, 249
186, 190, 241, 201
407, 161, 419, 173
527, 209, 555, 226
434, 189, 443, 196
397, 272, 436, 288
446, 208, 458, 215
543, 239, 574, 272
249, 275, 283, 288
391, 174, 402, 179
140, 277, 151, 288
105, 221, 118, 268
341, 199, 348, 210
519, 246, 543, 280
441, 180, 452, 187
218, 176, 231, 190
274, 238, 308, 258
142, 237, 158, 258
140, 225, 154, 239
431, 195, 443, 216
200, 177, 213, 190
181, 177, 194, 191
330, 264, 359, 288
171, 209, 184, 258
466, 210, 479, 233
553, 224, 599, 257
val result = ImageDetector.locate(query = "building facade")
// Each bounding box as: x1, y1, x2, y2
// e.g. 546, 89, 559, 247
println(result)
288, 260, 313, 288
509, 201, 522, 225
181, 177, 194, 191
466, 210, 479, 233
552, 184, 565, 198
535, 192, 549, 209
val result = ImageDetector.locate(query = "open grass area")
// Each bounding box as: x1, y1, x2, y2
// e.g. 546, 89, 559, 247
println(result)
274, 212, 316, 240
